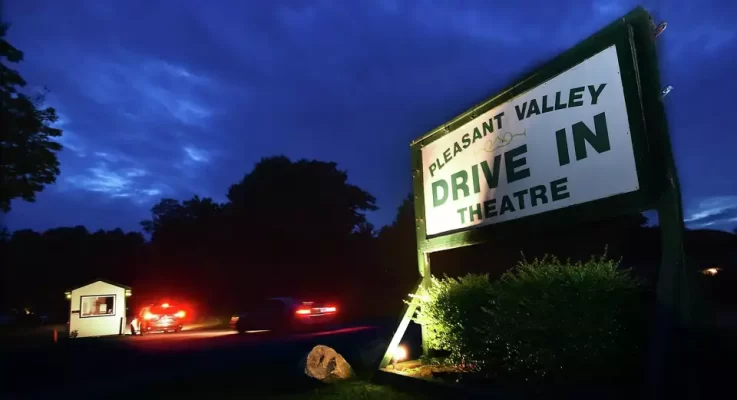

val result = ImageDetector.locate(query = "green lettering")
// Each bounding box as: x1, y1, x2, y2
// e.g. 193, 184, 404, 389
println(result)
541, 95, 554, 113
494, 112, 504, 129
482, 119, 494, 136
515, 103, 527, 120
472, 128, 483, 142
469, 204, 483, 222
529, 185, 548, 207
429, 162, 437, 177
512, 189, 528, 210
471, 165, 481, 194
436, 156, 445, 170
568, 86, 585, 107
504, 145, 531, 183
588, 83, 606, 105
453, 142, 463, 156
526, 99, 540, 118
461, 133, 471, 148
443, 148, 452, 164
432, 180, 448, 207
555, 128, 570, 166
483, 199, 497, 218
480, 155, 502, 189
550, 177, 570, 201
573, 112, 610, 161
451, 171, 469, 201
499, 195, 515, 215
554, 91, 567, 110
457, 207, 467, 224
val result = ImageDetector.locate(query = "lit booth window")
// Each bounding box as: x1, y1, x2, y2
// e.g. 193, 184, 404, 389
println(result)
66, 279, 131, 338
80, 295, 116, 318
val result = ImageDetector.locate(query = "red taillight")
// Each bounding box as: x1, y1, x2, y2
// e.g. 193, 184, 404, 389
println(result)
324, 306, 337, 313
143, 312, 156, 320
295, 308, 311, 315
174, 310, 186, 318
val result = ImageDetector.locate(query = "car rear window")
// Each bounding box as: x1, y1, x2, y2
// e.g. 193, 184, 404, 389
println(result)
301, 302, 327, 309
150, 306, 180, 314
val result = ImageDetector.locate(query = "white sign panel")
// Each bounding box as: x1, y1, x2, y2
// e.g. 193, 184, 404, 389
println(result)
421, 45, 639, 237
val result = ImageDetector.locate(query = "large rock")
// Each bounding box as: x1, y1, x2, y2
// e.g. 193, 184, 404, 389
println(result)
302, 345, 353, 383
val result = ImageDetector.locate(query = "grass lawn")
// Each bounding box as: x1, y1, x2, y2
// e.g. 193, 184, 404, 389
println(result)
111, 355, 428, 400
118, 377, 421, 400
265, 381, 420, 400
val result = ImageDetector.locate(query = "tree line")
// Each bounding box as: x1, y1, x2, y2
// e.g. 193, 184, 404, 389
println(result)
2, 155, 736, 322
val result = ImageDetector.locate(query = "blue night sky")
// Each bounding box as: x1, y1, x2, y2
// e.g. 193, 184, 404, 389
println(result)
2, 0, 736, 233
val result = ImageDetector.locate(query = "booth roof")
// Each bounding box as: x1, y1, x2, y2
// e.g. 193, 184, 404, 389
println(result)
67, 278, 131, 292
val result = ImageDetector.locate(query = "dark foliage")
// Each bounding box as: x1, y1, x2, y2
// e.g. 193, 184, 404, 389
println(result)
134, 156, 380, 316
0, 24, 63, 212
1, 152, 735, 324
1, 227, 146, 320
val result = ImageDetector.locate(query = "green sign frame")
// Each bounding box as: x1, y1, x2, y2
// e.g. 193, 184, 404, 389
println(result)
380, 7, 690, 394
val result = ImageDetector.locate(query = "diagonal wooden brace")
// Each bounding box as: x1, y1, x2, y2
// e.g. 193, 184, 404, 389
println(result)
378, 280, 423, 369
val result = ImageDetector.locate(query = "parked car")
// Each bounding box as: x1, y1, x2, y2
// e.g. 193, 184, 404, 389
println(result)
230, 297, 338, 334
130, 303, 186, 335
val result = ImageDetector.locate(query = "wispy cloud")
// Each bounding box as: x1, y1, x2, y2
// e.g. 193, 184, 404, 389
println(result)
70, 50, 217, 127
183, 146, 210, 163
55, 130, 86, 157
64, 162, 167, 202
93, 152, 119, 163
684, 196, 737, 228
28, 46, 227, 208
592, 0, 626, 17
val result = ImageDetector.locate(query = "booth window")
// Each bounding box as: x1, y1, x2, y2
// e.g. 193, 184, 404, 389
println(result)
80, 295, 116, 318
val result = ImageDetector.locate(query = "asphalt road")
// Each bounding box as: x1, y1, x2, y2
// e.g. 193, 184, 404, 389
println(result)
126, 326, 372, 348
0, 320, 420, 400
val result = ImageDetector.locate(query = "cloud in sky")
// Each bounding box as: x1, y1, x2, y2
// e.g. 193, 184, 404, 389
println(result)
3, 0, 737, 233
685, 196, 737, 229
184, 146, 210, 164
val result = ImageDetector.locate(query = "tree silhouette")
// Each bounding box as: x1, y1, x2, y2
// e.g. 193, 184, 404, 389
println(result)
132, 156, 380, 313
141, 196, 223, 241
372, 194, 420, 315
226, 156, 377, 239
0, 24, 63, 212
222, 155, 378, 302
1, 227, 145, 319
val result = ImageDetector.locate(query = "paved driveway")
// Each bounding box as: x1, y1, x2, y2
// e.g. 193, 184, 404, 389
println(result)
0, 320, 419, 400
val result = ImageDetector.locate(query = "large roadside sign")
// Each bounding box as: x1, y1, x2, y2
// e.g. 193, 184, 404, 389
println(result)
410, 8, 662, 244
386, 10, 688, 393
421, 45, 638, 236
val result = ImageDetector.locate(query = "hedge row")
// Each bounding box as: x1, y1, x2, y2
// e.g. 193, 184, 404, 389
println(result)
411, 253, 646, 385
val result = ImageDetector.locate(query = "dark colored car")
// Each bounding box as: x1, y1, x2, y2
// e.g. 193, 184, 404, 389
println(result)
229, 297, 338, 334
130, 303, 186, 335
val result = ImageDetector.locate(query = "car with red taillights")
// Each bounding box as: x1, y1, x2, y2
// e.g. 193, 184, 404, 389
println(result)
229, 297, 337, 334
130, 303, 186, 335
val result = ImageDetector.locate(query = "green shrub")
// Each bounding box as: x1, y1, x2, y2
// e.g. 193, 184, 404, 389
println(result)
411, 273, 493, 370
412, 252, 645, 385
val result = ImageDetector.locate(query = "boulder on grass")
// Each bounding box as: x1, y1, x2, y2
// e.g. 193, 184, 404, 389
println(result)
301, 345, 353, 383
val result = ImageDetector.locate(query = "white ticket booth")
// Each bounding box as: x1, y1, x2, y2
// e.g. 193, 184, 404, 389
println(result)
65, 279, 131, 338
